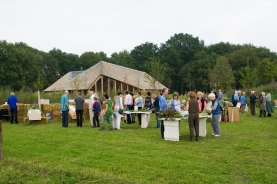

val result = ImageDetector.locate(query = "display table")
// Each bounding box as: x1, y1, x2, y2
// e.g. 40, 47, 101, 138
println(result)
123, 111, 151, 128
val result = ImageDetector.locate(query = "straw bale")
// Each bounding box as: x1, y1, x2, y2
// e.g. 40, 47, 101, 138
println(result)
24, 117, 29, 124
42, 104, 50, 111
17, 103, 24, 109
23, 104, 30, 110
24, 117, 48, 124
84, 103, 89, 109
18, 116, 24, 121
52, 110, 61, 116
53, 115, 62, 120
51, 104, 60, 110
2, 104, 9, 109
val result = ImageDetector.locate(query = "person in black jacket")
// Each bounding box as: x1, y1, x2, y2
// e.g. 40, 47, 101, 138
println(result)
92, 97, 101, 127
152, 93, 160, 128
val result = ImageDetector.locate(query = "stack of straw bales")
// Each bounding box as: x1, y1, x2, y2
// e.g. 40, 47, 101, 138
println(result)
83, 103, 89, 119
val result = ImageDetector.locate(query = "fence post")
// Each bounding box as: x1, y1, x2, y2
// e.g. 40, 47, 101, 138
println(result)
0, 120, 3, 160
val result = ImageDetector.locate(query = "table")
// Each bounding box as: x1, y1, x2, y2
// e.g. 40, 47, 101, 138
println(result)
121, 111, 151, 128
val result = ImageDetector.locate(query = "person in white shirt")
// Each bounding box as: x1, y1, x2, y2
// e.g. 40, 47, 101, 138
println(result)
114, 92, 123, 130
124, 91, 133, 124
88, 91, 95, 127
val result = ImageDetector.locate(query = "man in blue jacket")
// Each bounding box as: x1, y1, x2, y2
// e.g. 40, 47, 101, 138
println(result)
7, 92, 19, 124
159, 88, 169, 138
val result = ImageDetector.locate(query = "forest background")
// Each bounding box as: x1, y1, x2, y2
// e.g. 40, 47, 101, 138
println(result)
0, 33, 277, 98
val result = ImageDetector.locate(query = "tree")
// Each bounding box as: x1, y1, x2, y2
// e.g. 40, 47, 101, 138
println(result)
257, 58, 277, 84
210, 56, 234, 92
239, 58, 258, 89
79, 51, 101, 70
144, 57, 167, 90
159, 33, 205, 92
130, 42, 159, 71
110, 50, 134, 68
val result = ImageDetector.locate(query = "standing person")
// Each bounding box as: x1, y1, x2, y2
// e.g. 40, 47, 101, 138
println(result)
259, 92, 267, 117
60, 90, 69, 128
135, 92, 143, 125
240, 92, 247, 116
266, 90, 274, 117
74, 92, 85, 127
218, 89, 223, 101
170, 92, 181, 113
186, 91, 199, 141
197, 91, 206, 113
159, 88, 169, 138
124, 91, 133, 124
144, 92, 152, 110
99, 94, 113, 131
7, 92, 19, 124
130, 93, 136, 123
114, 92, 123, 130
209, 93, 221, 137
92, 97, 101, 127
88, 91, 95, 127
232, 91, 239, 107
249, 91, 256, 116
152, 93, 160, 128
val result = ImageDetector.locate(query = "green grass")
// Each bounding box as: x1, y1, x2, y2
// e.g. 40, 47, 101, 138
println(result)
0, 110, 277, 183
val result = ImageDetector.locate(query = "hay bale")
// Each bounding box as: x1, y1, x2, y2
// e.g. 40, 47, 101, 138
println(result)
52, 110, 61, 116
23, 104, 30, 110
84, 103, 89, 109
24, 117, 29, 124
18, 116, 24, 121
53, 115, 62, 120
51, 104, 60, 110
2, 104, 9, 109
43, 104, 50, 111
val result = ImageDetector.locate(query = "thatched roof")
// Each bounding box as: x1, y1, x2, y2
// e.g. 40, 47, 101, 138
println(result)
44, 61, 166, 91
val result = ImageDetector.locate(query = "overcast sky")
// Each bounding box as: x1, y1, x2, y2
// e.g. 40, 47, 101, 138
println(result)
1, 0, 277, 56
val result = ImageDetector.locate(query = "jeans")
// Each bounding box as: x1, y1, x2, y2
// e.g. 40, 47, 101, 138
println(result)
76, 110, 83, 127
154, 108, 160, 128
62, 110, 69, 127
10, 109, 18, 124
126, 105, 132, 124
211, 114, 220, 135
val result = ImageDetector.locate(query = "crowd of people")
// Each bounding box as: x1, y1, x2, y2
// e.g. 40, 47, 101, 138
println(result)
4, 88, 275, 142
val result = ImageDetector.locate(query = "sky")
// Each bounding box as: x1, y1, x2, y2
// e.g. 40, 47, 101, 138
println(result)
1, 0, 277, 56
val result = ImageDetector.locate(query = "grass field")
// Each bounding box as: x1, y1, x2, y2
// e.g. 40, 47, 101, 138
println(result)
0, 110, 277, 183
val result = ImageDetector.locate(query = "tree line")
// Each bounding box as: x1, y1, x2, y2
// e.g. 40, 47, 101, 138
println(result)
0, 33, 277, 93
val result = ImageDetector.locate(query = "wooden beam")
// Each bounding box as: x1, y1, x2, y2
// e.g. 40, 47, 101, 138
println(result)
101, 76, 104, 94
0, 120, 3, 160
87, 75, 102, 92
114, 80, 116, 92
108, 77, 110, 94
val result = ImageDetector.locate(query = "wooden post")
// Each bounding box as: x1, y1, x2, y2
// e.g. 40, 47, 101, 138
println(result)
0, 120, 4, 160
108, 78, 110, 94
121, 82, 123, 92
114, 80, 117, 92
95, 82, 97, 92
127, 84, 129, 91
38, 90, 41, 110
101, 76, 104, 94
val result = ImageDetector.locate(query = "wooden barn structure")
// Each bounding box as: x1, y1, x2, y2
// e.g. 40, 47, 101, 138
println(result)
44, 61, 166, 94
